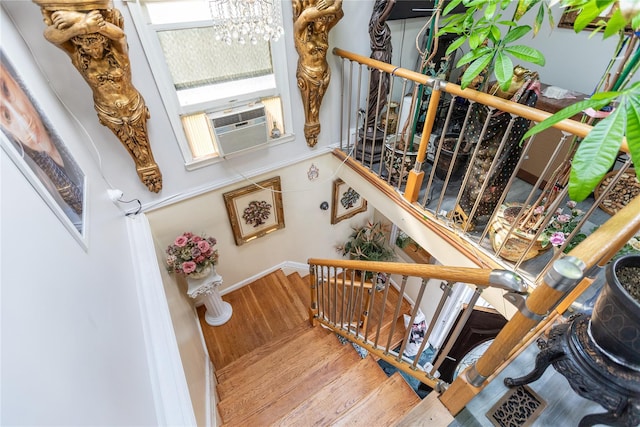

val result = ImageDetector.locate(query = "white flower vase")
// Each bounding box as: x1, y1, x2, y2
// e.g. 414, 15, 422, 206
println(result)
187, 264, 213, 280
185, 264, 232, 326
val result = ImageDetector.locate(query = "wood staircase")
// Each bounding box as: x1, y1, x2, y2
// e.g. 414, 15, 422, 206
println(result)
197, 269, 453, 426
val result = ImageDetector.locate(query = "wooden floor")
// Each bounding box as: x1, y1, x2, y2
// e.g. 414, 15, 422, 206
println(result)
197, 269, 310, 369
196, 269, 457, 426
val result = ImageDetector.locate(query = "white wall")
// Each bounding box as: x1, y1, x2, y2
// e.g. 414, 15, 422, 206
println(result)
0, 11, 160, 425
146, 153, 374, 290
2, 1, 622, 216
1, 1, 624, 423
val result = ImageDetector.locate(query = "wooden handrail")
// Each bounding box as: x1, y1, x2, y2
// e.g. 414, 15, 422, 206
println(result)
333, 47, 630, 154
440, 193, 640, 415
308, 258, 497, 286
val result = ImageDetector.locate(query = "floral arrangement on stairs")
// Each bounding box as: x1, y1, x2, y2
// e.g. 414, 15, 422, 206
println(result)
166, 232, 219, 277
539, 200, 587, 254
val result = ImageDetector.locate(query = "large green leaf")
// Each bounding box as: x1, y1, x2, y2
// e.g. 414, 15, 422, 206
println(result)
522, 96, 615, 141
456, 46, 493, 66
515, 0, 538, 20
502, 25, 531, 43
460, 54, 494, 88
603, 8, 627, 38
533, 3, 545, 35
470, 27, 492, 49
443, 0, 464, 15
503, 45, 546, 65
574, 1, 606, 32
569, 105, 626, 201
484, 0, 497, 19
494, 52, 514, 90
490, 25, 502, 42
626, 93, 640, 178
446, 36, 468, 56
545, 3, 555, 30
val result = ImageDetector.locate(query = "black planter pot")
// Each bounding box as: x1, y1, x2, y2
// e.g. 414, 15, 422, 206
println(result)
589, 254, 640, 369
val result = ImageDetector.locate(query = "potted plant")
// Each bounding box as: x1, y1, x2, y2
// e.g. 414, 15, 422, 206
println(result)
337, 221, 396, 280
590, 254, 640, 367
522, 0, 640, 203
166, 232, 219, 279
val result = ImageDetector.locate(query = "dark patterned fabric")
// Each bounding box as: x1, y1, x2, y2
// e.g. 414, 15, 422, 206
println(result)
458, 77, 540, 219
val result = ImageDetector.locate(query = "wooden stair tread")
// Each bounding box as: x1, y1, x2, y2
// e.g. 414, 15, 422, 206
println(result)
396, 392, 454, 427
217, 325, 332, 400
329, 372, 421, 426
199, 270, 308, 369
223, 342, 368, 427
286, 271, 311, 308
272, 354, 389, 427
217, 331, 353, 422
215, 320, 313, 384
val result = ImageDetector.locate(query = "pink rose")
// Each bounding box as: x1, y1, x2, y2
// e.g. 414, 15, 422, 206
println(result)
174, 235, 189, 247
193, 235, 202, 242
549, 232, 566, 246
533, 205, 545, 215
566, 200, 577, 209
195, 256, 205, 263
556, 214, 571, 224
182, 261, 197, 274
184, 232, 193, 238
198, 240, 210, 252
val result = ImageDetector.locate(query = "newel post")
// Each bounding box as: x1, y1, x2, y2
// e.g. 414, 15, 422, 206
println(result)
404, 79, 442, 203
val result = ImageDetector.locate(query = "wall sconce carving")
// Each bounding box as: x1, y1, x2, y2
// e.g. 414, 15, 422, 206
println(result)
292, 0, 343, 147
33, 0, 162, 193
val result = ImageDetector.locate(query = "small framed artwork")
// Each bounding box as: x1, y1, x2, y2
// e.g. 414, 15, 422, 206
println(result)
0, 50, 87, 249
223, 176, 285, 246
331, 179, 368, 224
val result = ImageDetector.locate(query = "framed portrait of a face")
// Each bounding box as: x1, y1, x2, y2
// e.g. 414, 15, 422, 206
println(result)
331, 178, 368, 224
223, 176, 285, 246
0, 49, 87, 248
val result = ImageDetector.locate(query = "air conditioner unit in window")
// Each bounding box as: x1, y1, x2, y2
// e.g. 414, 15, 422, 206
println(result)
209, 104, 268, 157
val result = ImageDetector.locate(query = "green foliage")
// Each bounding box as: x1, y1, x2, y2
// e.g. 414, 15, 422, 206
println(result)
521, 8, 640, 202
337, 221, 396, 262
437, 0, 548, 91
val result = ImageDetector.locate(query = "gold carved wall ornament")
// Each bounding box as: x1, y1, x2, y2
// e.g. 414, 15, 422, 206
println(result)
292, 0, 343, 147
33, 0, 162, 193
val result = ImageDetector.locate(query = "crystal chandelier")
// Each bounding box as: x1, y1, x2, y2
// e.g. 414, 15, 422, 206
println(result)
209, 0, 284, 45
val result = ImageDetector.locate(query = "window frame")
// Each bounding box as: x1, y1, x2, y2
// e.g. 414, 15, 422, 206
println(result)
126, 0, 293, 169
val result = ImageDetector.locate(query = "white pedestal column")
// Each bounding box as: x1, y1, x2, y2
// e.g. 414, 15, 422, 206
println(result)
186, 268, 232, 326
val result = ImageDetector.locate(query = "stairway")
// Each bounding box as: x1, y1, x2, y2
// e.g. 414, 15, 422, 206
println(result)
199, 269, 428, 426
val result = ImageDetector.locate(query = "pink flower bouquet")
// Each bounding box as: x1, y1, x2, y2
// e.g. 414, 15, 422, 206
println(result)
166, 232, 218, 276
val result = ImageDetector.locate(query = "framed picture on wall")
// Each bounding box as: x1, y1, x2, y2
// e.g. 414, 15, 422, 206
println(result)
223, 176, 285, 246
331, 179, 368, 224
0, 50, 87, 248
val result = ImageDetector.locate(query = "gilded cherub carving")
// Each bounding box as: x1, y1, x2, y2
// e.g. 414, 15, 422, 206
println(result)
34, 0, 162, 193
293, 0, 343, 147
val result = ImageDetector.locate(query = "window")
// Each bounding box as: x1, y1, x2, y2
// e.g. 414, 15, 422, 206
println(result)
127, 0, 291, 168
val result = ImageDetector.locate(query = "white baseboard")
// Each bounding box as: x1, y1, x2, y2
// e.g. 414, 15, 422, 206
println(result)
220, 261, 309, 296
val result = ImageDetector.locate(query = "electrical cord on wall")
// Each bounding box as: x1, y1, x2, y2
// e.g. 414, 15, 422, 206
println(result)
10, 13, 140, 210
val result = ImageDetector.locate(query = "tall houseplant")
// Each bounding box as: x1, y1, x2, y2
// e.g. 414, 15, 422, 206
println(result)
520, 0, 640, 202
438, 0, 640, 203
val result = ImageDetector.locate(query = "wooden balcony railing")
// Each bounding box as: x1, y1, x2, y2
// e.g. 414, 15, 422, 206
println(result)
332, 47, 636, 287
307, 258, 528, 393
329, 47, 640, 415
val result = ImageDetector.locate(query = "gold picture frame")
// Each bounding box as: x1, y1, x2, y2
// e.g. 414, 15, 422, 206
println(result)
223, 176, 285, 246
331, 179, 368, 224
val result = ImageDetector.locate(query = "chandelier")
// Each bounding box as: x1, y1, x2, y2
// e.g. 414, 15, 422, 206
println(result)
209, 0, 284, 45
